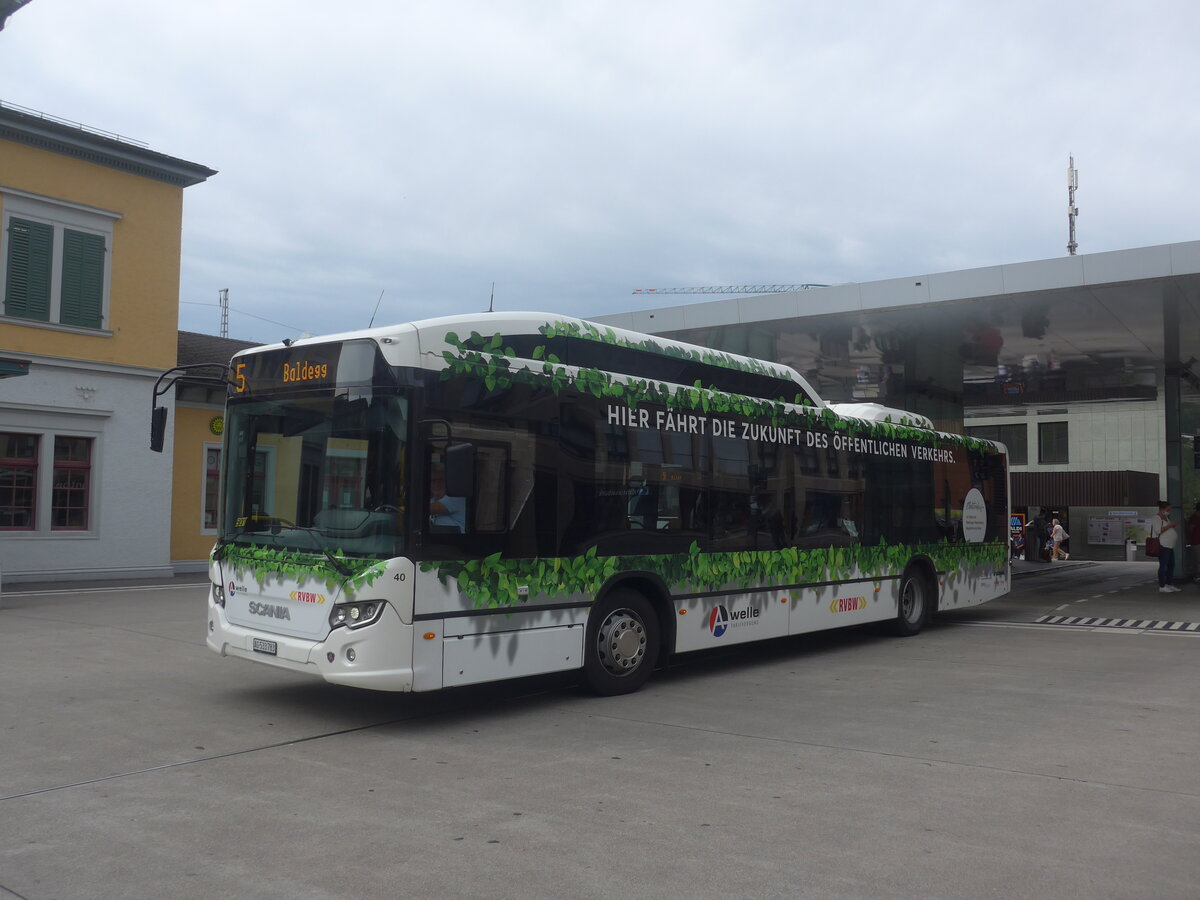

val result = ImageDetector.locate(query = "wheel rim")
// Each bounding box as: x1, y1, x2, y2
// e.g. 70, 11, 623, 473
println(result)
900, 577, 923, 623
596, 608, 647, 677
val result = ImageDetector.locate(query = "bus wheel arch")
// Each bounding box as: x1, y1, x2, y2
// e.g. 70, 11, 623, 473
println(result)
583, 581, 665, 696
601, 573, 674, 658
887, 558, 936, 637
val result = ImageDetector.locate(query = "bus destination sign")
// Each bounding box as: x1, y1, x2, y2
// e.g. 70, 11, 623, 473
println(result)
232, 344, 342, 394
282, 359, 329, 384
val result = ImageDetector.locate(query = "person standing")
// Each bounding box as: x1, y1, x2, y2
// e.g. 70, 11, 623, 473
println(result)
1152, 500, 1181, 593
1050, 518, 1069, 560
1027, 514, 1049, 562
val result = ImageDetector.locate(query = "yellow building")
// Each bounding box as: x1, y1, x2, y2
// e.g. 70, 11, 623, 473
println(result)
0, 101, 215, 583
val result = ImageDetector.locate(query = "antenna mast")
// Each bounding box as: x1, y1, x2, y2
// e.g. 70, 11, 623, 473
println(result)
368, 290, 385, 328
218, 288, 229, 338
1067, 155, 1079, 256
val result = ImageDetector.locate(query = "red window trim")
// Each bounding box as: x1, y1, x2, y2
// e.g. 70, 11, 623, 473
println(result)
0, 433, 39, 531
51, 437, 92, 531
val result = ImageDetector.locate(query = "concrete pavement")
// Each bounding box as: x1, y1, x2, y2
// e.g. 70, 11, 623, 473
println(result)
1, 563, 1197, 899
1010, 557, 1200, 624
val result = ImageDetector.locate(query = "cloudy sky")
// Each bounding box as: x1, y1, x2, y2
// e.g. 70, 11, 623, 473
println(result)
3, 1, 1197, 343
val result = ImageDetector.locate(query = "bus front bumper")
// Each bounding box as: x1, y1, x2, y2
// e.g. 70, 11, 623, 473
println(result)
207, 600, 416, 692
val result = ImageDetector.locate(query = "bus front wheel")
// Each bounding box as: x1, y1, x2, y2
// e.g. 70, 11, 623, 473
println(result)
888, 567, 932, 637
583, 590, 660, 695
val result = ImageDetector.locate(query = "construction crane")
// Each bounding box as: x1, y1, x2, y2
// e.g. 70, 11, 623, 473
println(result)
631, 284, 827, 295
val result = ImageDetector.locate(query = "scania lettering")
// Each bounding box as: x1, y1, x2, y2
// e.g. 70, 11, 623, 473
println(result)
248, 602, 291, 620
183, 312, 1008, 696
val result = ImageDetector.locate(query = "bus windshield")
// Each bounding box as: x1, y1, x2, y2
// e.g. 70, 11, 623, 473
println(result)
219, 391, 409, 558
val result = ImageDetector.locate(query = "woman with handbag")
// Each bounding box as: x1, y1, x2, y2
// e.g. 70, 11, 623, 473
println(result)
1151, 501, 1181, 593
1050, 518, 1070, 560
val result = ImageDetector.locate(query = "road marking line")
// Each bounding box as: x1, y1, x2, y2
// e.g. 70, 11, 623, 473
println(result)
1033, 614, 1200, 634
2, 583, 206, 598
958, 620, 1200, 637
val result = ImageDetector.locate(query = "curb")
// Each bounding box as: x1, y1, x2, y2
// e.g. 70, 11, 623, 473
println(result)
1011, 560, 1098, 579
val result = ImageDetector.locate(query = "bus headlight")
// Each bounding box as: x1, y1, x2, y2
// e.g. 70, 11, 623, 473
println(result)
212, 583, 226, 608
329, 600, 385, 630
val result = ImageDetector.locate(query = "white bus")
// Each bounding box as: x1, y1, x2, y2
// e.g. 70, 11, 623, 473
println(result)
185, 312, 1009, 695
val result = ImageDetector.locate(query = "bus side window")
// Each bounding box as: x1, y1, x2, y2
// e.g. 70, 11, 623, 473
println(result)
428, 453, 469, 534
470, 444, 509, 532
427, 443, 511, 536
710, 435, 750, 550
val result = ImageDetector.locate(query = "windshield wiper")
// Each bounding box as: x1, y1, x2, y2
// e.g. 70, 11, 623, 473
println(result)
229, 513, 354, 578
292, 522, 354, 578
287, 520, 354, 577
319, 543, 353, 577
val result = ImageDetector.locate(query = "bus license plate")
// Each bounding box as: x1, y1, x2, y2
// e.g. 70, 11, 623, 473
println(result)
252, 638, 278, 656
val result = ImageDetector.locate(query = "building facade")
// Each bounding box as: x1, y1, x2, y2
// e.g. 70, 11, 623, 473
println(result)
598, 242, 1200, 563
0, 102, 215, 583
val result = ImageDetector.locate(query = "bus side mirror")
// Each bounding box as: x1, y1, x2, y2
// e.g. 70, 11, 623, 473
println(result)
150, 405, 168, 452
445, 442, 475, 497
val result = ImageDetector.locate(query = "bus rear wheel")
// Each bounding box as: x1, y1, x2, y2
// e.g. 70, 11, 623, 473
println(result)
888, 567, 931, 636
583, 590, 660, 695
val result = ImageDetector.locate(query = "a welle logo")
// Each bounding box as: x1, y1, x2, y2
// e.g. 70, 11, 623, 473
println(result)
708, 604, 761, 637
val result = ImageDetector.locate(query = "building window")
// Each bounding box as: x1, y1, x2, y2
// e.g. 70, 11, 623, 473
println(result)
0, 432, 39, 530
51, 437, 92, 529
203, 446, 221, 531
1, 193, 115, 331
0, 430, 95, 531
966, 424, 1028, 465
1038, 421, 1069, 464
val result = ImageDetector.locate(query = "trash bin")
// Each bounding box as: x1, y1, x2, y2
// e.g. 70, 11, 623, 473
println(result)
1126, 540, 1137, 562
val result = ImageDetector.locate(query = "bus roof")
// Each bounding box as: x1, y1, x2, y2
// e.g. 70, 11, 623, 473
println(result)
235, 310, 826, 405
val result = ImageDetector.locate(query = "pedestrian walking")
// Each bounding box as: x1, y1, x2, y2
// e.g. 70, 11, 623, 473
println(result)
1050, 518, 1069, 561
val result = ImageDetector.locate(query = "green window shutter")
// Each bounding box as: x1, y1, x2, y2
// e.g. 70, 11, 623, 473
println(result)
60, 229, 105, 329
5, 218, 53, 322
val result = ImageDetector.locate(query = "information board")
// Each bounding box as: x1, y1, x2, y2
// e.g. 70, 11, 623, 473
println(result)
1087, 515, 1151, 545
